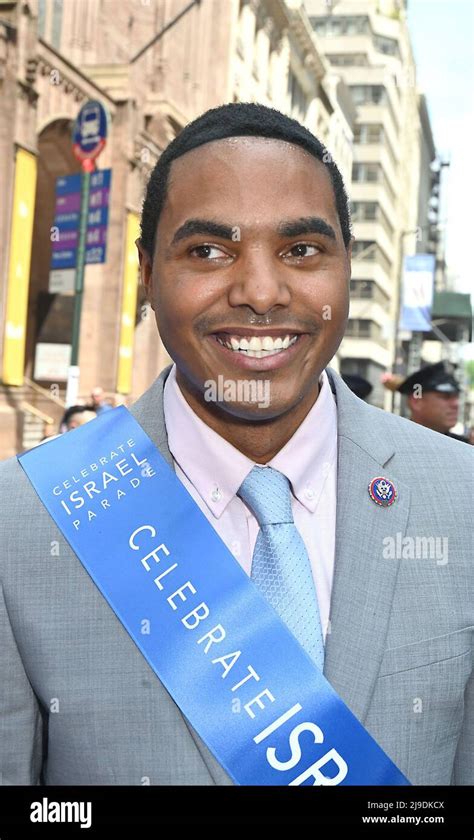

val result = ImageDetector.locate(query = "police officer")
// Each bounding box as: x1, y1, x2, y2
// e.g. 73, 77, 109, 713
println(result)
397, 361, 470, 443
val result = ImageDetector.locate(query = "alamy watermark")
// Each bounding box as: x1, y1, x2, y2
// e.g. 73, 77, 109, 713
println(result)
30, 798, 92, 829
204, 375, 270, 408
382, 532, 448, 565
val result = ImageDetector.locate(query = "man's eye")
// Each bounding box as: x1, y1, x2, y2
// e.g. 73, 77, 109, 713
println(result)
189, 244, 227, 259
285, 243, 320, 259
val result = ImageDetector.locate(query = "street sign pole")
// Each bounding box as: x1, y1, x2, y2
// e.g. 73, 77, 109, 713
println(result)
66, 159, 94, 406
65, 100, 109, 406
70, 160, 93, 366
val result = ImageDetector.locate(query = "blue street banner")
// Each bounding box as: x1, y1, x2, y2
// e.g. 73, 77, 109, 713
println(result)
49, 169, 112, 291
399, 254, 435, 332
18, 407, 410, 787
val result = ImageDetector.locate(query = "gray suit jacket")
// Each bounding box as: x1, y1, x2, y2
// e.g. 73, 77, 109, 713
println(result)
0, 367, 472, 786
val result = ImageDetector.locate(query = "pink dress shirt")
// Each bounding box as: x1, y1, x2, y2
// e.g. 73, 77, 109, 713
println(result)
163, 365, 338, 641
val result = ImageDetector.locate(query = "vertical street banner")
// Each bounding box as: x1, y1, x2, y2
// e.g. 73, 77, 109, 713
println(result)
2, 148, 38, 386
399, 253, 435, 332
49, 169, 112, 294
116, 212, 140, 395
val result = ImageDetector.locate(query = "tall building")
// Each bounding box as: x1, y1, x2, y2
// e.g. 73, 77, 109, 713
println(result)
399, 91, 436, 376
0, 0, 354, 456
305, 0, 435, 408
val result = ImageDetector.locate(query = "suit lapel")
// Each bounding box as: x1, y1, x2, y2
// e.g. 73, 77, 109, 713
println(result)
129, 365, 174, 466
323, 370, 411, 723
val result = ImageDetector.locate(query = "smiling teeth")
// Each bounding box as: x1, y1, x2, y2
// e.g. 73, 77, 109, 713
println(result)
216, 334, 298, 357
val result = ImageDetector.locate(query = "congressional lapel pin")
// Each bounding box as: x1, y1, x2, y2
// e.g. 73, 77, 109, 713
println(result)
368, 476, 397, 507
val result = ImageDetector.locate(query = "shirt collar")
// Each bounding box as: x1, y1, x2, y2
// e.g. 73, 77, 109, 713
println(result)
269, 369, 337, 513
163, 365, 337, 518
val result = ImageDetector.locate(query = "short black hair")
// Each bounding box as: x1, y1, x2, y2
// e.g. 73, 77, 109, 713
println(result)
61, 404, 95, 427
140, 102, 352, 259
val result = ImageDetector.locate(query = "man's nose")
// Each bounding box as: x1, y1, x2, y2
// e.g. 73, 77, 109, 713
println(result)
227, 249, 291, 314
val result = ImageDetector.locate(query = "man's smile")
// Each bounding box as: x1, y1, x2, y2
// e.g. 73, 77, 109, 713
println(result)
206, 329, 309, 371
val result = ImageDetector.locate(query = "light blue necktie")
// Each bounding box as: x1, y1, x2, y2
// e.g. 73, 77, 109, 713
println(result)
237, 466, 325, 671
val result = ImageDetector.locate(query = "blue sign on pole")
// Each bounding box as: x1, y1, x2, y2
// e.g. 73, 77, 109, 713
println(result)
49, 169, 112, 291
85, 169, 111, 264
72, 100, 108, 163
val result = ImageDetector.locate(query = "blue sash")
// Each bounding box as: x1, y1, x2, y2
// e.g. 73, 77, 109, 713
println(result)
18, 406, 410, 786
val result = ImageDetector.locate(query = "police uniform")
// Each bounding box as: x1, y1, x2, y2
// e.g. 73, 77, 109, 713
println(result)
398, 361, 470, 444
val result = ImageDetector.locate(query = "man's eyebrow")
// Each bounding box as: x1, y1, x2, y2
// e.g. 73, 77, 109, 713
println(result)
170, 216, 337, 246
278, 217, 337, 240
171, 219, 234, 245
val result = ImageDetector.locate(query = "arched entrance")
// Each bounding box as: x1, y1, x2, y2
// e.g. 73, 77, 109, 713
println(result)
24, 118, 82, 385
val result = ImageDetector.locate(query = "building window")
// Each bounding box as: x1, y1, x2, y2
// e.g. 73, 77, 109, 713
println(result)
350, 279, 390, 308
38, 0, 46, 37
51, 0, 63, 51
345, 319, 384, 341
374, 34, 400, 59
352, 163, 396, 203
351, 201, 394, 236
350, 85, 387, 106
310, 15, 370, 37
353, 124, 397, 170
352, 240, 391, 276
345, 16, 369, 35
350, 85, 398, 130
353, 123, 384, 144
326, 53, 368, 66
352, 163, 381, 183
351, 201, 378, 221
340, 358, 370, 379
345, 319, 373, 338
350, 279, 373, 298
352, 240, 376, 260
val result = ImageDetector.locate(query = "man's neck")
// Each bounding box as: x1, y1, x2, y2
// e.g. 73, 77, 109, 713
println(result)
175, 373, 320, 464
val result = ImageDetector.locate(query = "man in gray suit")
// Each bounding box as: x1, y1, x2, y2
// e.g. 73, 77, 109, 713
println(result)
1, 103, 472, 786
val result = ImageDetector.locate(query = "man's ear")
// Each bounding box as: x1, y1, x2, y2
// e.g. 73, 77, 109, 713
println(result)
136, 239, 154, 308
407, 393, 419, 417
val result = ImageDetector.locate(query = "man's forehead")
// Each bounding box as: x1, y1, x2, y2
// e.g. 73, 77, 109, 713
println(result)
169, 134, 330, 178
164, 137, 336, 223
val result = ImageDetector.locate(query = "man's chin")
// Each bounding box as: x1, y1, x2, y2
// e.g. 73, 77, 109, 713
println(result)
203, 393, 301, 424
202, 397, 294, 424
176, 362, 320, 422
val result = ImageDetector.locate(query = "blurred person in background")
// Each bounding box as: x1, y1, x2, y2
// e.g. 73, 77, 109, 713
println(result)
90, 386, 113, 414
36, 405, 96, 446
397, 361, 470, 443
61, 404, 97, 431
